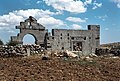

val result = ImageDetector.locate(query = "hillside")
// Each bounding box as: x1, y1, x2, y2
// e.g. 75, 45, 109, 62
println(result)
101, 42, 120, 49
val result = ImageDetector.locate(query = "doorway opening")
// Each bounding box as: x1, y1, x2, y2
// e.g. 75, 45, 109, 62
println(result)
73, 42, 82, 51
23, 34, 36, 45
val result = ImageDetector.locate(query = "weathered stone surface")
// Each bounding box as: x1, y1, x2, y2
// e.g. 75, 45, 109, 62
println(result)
11, 16, 100, 55
0, 45, 44, 57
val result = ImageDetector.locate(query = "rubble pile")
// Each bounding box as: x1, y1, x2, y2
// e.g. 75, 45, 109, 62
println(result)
95, 48, 120, 56
0, 45, 44, 57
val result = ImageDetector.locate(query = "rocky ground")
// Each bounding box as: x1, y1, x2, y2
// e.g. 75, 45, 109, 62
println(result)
0, 56, 120, 81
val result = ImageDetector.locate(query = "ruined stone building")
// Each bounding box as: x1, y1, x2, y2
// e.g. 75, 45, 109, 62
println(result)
11, 16, 100, 55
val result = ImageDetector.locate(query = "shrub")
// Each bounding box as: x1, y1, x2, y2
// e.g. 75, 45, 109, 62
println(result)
0, 39, 4, 45
6, 41, 19, 46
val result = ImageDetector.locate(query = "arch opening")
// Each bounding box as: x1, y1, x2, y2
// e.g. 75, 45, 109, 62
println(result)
23, 34, 37, 45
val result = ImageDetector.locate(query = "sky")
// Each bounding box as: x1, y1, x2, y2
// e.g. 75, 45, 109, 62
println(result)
0, 0, 120, 44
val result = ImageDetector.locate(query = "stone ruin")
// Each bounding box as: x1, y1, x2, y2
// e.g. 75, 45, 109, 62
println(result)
11, 16, 100, 55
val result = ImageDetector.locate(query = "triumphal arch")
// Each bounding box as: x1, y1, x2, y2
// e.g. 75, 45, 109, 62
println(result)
11, 16, 48, 46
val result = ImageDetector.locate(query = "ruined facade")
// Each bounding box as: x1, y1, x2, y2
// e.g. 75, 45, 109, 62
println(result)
11, 16, 100, 55
11, 16, 48, 47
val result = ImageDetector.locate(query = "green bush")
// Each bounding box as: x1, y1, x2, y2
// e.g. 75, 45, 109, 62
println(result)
6, 41, 19, 46
0, 39, 4, 45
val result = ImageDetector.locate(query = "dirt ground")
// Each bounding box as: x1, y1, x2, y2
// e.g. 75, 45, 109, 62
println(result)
0, 56, 120, 81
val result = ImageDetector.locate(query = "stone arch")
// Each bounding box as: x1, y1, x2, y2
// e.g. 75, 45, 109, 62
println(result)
21, 33, 38, 44
11, 16, 48, 47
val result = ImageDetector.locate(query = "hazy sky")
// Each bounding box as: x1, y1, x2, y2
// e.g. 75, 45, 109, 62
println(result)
0, 0, 120, 44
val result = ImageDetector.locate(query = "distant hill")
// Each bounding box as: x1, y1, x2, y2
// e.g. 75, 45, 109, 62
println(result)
100, 42, 120, 49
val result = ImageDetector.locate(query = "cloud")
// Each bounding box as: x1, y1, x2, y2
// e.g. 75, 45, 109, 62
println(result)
38, 17, 65, 29
84, 0, 92, 5
44, 0, 87, 13
0, 27, 16, 33
92, 1, 102, 10
44, 0, 102, 13
0, 9, 52, 27
36, 1, 42, 4
71, 24, 82, 29
95, 15, 108, 21
104, 28, 109, 31
13, 9, 59, 18
84, 0, 102, 10
24, 0, 31, 5
111, 0, 120, 8
85, 17, 88, 20
66, 17, 86, 23
0, 9, 63, 33
117, 4, 120, 8
0, 13, 24, 27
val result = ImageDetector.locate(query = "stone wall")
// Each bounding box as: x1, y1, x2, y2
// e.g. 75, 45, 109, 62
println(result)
47, 25, 100, 55
11, 16, 100, 55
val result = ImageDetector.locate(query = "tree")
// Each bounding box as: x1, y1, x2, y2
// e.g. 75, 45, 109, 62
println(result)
0, 39, 4, 45
6, 41, 19, 46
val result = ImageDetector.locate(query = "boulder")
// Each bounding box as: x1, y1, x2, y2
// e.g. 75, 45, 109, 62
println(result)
65, 50, 78, 58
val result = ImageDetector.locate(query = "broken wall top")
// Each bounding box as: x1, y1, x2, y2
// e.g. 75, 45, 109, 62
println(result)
16, 16, 45, 30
